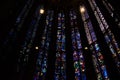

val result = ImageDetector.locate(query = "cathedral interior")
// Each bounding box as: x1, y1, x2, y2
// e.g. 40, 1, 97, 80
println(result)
0, 0, 120, 80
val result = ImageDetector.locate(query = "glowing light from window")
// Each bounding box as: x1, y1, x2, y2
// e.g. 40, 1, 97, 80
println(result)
40, 9, 44, 14
80, 7, 85, 13
35, 46, 39, 50
84, 47, 88, 50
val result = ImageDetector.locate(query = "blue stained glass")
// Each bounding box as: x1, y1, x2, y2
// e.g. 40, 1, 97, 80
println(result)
74, 61, 79, 68
89, 0, 120, 71
103, 69, 108, 78
109, 44, 116, 55
85, 11, 89, 19
70, 10, 87, 80
114, 42, 119, 49
54, 12, 66, 80
105, 34, 110, 43
82, 74, 87, 80
95, 44, 100, 51
80, 4, 110, 79
87, 20, 97, 42
34, 10, 53, 79
108, 34, 113, 41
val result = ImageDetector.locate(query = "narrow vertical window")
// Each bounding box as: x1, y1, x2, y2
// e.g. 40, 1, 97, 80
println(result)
70, 10, 86, 80
88, 0, 120, 70
80, 5, 109, 80
54, 12, 66, 80
34, 10, 54, 80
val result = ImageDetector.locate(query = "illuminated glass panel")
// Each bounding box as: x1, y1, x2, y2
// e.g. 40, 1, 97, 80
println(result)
80, 8, 89, 21
105, 30, 120, 68
84, 22, 93, 44
80, 5, 109, 79
87, 20, 97, 42
88, 0, 120, 70
70, 10, 86, 80
102, 0, 114, 16
54, 12, 66, 80
107, 30, 120, 55
88, 0, 109, 31
34, 10, 54, 80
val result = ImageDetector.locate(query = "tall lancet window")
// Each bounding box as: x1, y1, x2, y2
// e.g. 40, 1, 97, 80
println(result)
101, 0, 120, 27
88, 0, 120, 71
54, 12, 66, 80
80, 5, 109, 80
18, 6, 42, 73
69, 10, 86, 80
34, 10, 53, 80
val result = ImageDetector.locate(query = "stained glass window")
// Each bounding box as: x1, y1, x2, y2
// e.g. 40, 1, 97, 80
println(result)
34, 10, 54, 80
70, 10, 86, 80
54, 12, 66, 80
102, 0, 120, 27
88, 0, 120, 70
18, 6, 42, 72
80, 5, 109, 80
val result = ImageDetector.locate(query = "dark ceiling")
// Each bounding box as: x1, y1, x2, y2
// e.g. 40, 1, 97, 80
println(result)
43, 0, 84, 8
0, 0, 83, 30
